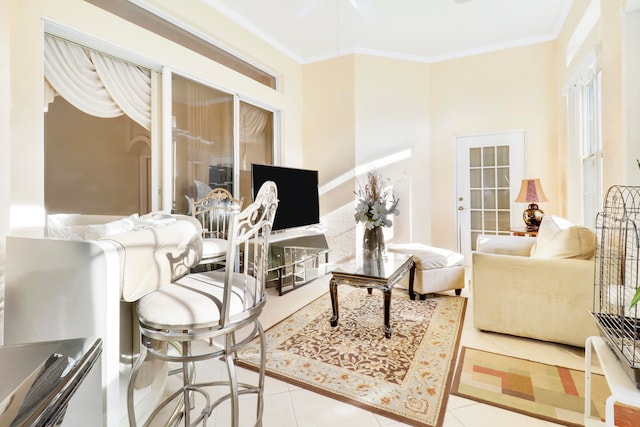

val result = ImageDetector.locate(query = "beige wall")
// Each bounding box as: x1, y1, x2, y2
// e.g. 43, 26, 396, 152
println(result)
301, 55, 430, 262
302, 56, 356, 263
600, 0, 626, 189
353, 55, 430, 245
429, 42, 559, 249
622, 3, 640, 184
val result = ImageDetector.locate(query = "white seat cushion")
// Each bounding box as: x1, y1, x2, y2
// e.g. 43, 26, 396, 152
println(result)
388, 243, 464, 270
201, 238, 228, 259
137, 271, 256, 328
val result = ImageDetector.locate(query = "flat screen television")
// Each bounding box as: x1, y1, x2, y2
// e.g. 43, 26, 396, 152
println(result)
251, 163, 320, 231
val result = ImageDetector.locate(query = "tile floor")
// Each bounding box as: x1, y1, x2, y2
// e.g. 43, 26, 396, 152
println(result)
150, 271, 595, 427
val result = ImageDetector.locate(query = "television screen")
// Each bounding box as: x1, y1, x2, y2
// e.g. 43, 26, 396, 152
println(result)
251, 164, 320, 231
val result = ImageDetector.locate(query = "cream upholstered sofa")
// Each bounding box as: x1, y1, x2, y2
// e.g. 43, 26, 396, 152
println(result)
472, 215, 599, 348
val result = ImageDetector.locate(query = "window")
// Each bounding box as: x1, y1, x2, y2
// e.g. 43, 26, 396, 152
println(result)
44, 35, 154, 215
566, 65, 603, 227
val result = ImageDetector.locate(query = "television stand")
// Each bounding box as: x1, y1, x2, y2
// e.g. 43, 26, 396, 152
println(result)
267, 226, 330, 295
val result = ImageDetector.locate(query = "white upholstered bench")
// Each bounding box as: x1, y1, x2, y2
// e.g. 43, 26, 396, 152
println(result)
388, 243, 465, 300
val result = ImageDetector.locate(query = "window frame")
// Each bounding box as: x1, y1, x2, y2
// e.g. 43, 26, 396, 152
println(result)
566, 62, 603, 227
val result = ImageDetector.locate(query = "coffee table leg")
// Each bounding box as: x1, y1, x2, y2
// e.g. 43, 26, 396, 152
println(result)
329, 277, 339, 327
383, 288, 392, 338
408, 261, 417, 300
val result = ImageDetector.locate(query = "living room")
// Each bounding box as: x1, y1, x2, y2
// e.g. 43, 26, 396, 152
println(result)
2, 0, 640, 426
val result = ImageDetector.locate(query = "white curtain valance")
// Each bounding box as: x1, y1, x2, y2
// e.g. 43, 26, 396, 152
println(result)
44, 35, 151, 130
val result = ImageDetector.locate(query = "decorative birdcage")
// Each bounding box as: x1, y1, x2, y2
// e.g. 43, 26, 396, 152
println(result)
592, 185, 640, 388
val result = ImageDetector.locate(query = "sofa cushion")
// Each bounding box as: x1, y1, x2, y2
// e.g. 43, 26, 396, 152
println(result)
476, 235, 536, 256
531, 215, 595, 260
202, 238, 228, 259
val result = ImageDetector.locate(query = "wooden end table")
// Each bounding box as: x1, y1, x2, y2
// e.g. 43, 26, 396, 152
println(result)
329, 252, 415, 339
509, 226, 538, 237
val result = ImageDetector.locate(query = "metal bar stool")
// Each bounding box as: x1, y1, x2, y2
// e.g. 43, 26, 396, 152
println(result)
127, 181, 278, 426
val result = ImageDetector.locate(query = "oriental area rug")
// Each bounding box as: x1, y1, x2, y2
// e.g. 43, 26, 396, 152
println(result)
237, 288, 467, 427
451, 347, 620, 427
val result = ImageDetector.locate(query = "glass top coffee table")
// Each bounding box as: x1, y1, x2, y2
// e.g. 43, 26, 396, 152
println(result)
329, 252, 415, 338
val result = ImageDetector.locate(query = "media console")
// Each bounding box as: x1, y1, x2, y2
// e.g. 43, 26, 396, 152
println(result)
267, 225, 330, 295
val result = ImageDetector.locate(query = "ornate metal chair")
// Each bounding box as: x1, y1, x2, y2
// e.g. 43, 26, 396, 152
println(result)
127, 181, 278, 427
190, 187, 244, 270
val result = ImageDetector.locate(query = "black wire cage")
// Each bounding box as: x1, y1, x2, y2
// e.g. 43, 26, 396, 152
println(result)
592, 185, 640, 388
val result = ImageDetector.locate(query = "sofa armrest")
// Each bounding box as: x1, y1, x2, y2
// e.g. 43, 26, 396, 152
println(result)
99, 215, 203, 302
472, 251, 598, 347
476, 234, 536, 256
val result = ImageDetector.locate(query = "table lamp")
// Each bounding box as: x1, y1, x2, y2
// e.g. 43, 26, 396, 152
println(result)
515, 178, 549, 230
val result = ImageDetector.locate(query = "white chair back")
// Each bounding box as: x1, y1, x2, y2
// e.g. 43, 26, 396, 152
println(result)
221, 181, 278, 327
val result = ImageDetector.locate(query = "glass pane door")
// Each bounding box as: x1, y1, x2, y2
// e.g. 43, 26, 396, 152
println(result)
469, 145, 512, 247
456, 132, 525, 264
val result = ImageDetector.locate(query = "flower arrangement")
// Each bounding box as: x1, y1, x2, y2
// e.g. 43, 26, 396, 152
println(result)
354, 170, 400, 230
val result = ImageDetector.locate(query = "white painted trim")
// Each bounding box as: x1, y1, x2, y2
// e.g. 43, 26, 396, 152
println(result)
562, 48, 599, 95
161, 67, 173, 212
303, 33, 562, 65
233, 95, 241, 200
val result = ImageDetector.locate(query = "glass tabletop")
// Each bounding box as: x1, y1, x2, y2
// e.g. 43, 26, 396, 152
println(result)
332, 252, 412, 281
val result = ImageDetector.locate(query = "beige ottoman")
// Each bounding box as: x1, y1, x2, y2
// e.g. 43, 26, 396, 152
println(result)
388, 243, 465, 300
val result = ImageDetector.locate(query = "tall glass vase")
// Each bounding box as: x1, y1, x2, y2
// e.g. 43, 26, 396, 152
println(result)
363, 226, 385, 255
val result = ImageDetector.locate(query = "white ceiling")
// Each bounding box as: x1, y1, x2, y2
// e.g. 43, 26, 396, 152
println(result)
202, 0, 574, 64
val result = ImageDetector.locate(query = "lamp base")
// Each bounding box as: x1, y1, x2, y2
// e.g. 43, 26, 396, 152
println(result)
522, 203, 544, 231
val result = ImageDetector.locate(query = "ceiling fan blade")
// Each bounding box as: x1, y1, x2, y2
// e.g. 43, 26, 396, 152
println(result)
297, 0, 325, 18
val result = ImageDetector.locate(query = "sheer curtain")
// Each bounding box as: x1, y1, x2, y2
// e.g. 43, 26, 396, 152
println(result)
239, 102, 272, 168
239, 101, 273, 203
43, 35, 151, 130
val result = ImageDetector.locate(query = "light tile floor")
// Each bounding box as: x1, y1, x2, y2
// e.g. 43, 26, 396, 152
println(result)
149, 272, 595, 427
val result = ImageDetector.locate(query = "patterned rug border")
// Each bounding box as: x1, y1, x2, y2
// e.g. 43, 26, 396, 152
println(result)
451, 346, 607, 427
237, 289, 467, 427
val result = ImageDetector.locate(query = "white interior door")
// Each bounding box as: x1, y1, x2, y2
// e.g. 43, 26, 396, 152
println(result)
455, 131, 525, 265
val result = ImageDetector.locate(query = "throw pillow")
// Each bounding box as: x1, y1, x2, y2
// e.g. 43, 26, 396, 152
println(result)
84, 214, 139, 240
530, 215, 596, 260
